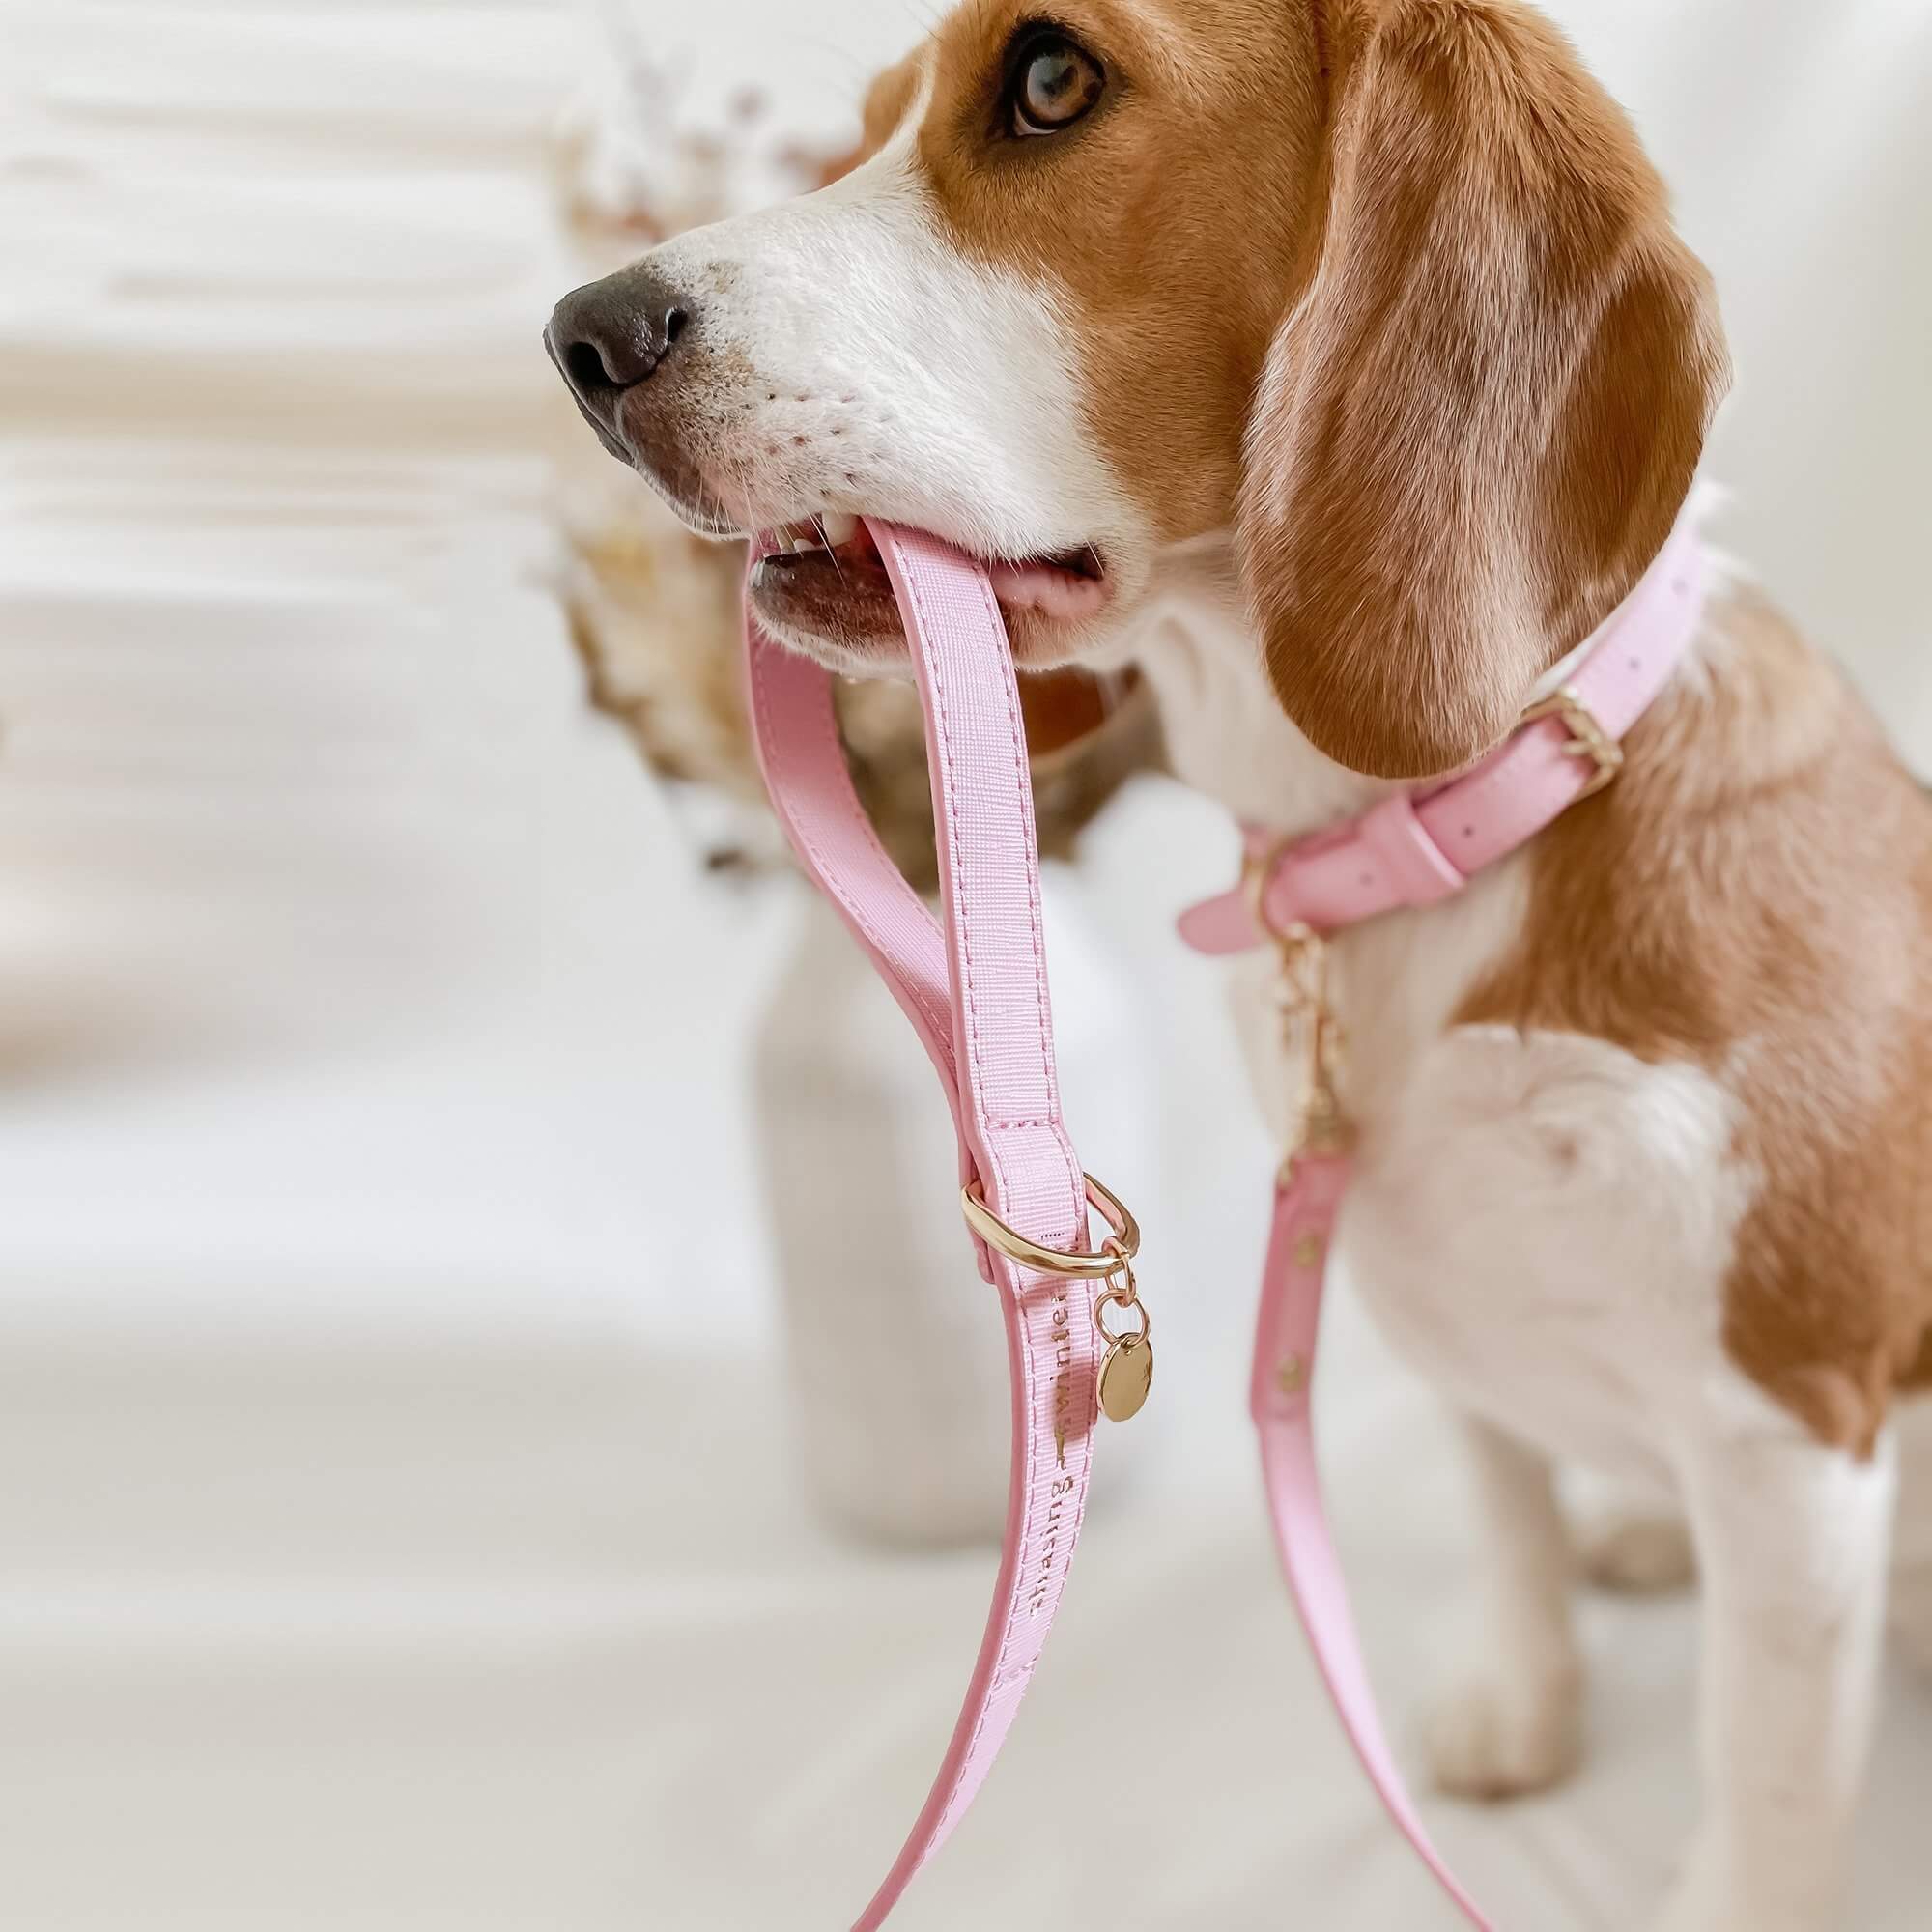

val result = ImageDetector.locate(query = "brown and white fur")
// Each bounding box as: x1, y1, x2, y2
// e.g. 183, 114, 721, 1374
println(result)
547, 3, 1932, 1924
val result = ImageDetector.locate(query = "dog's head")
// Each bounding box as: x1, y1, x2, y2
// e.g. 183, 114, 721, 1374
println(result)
549, 0, 1728, 780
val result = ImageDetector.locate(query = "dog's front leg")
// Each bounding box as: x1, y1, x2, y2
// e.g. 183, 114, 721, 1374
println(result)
1654, 1416, 1895, 1932
1423, 1413, 1584, 1799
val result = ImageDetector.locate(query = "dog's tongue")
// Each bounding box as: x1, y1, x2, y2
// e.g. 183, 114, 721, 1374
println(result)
985, 554, 1110, 622
758, 517, 1110, 624
870, 520, 1108, 623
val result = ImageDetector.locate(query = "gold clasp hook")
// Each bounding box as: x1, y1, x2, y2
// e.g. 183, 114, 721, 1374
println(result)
1244, 840, 1353, 1175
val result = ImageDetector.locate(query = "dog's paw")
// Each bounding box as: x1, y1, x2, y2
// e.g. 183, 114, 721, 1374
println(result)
1577, 1506, 1696, 1595
1421, 1663, 1583, 1801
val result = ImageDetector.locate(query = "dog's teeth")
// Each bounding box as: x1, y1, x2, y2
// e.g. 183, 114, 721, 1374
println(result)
821, 512, 858, 548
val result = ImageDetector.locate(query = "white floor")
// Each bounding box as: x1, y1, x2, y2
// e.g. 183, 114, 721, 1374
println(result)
3, 2, 1930, 1927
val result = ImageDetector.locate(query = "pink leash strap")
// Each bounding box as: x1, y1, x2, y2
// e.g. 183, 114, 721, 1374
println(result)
1256, 1155, 1492, 1928
745, 521, 1101, 1930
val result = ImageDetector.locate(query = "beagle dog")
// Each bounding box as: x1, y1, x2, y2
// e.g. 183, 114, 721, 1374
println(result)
546, 3, 1932, 1925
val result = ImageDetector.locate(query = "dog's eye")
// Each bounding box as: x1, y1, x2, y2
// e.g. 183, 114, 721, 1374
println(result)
1008, 33, 1105, 137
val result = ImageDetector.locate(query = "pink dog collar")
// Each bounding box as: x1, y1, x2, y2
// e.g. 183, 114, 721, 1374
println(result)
1179, 518, 1709, 955
746, 508, 1706, 1926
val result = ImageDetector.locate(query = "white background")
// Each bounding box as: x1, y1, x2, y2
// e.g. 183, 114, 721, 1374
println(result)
1, 1, 1928, 1927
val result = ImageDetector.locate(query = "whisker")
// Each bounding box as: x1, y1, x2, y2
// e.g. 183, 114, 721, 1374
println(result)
812, 512, 847, 588
700, 475, 737, 543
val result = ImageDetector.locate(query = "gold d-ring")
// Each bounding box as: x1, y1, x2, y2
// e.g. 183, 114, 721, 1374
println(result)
960, 1172, 1140, 1278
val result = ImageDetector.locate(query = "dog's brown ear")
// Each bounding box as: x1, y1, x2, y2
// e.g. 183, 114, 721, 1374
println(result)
1239, 0, 1730, 780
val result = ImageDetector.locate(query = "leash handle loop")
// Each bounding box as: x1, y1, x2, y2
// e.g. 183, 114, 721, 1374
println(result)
745, 521, 1101, 1930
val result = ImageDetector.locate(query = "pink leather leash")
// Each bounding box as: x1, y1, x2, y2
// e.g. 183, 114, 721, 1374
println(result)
1254, 1154, 1492, 1925
745, 499, 1706, 1926
1194, 517, 1712, 1928
745, 520, 1111, 1930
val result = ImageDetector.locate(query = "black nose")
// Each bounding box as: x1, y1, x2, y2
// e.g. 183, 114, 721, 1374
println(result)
545, 267, 693, 438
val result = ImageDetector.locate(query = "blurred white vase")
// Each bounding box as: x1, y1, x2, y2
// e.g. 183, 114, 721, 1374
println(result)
753, 865, 1151, 1547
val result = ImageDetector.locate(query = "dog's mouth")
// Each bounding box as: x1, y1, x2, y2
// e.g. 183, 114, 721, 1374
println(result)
749, 515, 1112, 666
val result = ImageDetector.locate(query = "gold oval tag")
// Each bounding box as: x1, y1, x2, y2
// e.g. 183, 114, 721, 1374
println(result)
1097, 1337, 1152, 1422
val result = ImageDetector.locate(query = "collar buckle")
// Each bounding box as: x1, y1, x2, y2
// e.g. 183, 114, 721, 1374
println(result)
1519, 685, 1624, 799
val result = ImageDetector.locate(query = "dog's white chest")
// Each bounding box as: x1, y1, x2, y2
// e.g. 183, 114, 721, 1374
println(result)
1332, 1021, 1754, 1484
